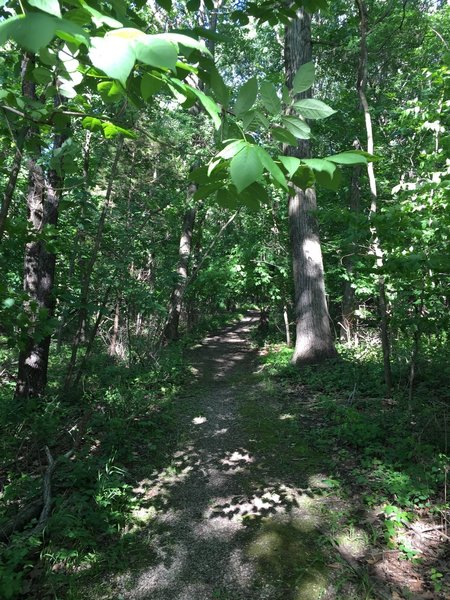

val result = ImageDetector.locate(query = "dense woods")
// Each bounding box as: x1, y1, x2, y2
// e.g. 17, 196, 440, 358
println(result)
1, 0, 449, 598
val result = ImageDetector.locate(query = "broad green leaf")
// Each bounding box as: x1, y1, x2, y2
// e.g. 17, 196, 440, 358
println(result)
39, 47, 57, 66
255, 147, 288, 190
230, 145, 263, 193
154, 33, 211, 56
193, 180, 223, 201
89, 36, 135, 86
217, 139, 246, 160
140, 72, 164, 100
32, 66, 53, 85
210, 67, 229, 107
278, 156, 301, 178
155, 0, 172, 11
293, 98, 336, 120
255, 111, 270, 128
292, 165, 315, 190
0, 14, 55, 53
189, 86, 222, 129
314, 168, 343, 191
234, 77, 258, 116
292, 61, 315, 94
29, 0, 61, 18
240, 182, 269, 209
243, 110, 256, 131
216, 188, 238, 210
271, 126, 297, 146
98, 80, 124, 103
281, 116, 311, 139
302, 158, 336, 176
82, 116, 103, 132
326, 152, 368, 165
80, 1, 123, 28
260, 81, 281, 115
102, 121, 136, 139
133, 36, 178, 71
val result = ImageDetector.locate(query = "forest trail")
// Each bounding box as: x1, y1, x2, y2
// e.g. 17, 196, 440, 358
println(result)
112, 313, 338, 600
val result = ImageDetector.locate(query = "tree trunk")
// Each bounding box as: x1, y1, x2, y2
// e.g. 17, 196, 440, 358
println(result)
355, 0, 393, 394
0, 128, 26, 243
285, 10, 336, 365
64, 138, 123, 388
340, 164, 361, 343
16, 58, 66, 399
163, 195, 196, 341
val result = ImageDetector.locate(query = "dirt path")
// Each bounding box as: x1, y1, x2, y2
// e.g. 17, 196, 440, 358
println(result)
112, 314, 333, 600
106, 314, 442, 600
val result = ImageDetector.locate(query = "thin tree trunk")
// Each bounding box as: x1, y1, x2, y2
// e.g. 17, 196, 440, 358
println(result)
283, 305, 291, 347
64, 138, 123, 388
285, 10, 336, 365
16, 57, 66, 399
109, 297, 120, 356
163, 193, 196, 341
340, 164, 361, 343
0, 128, 26, 243
356, 0, 392, 394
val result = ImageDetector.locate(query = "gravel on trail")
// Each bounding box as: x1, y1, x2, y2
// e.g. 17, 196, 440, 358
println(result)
116, 314, 323, 600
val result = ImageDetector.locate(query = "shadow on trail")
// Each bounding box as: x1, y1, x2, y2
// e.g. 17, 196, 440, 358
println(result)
71, 313, 448, 600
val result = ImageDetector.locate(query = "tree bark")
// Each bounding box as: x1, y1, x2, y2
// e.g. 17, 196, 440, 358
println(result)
340, 164, 361, 343
163, 194, 196, 342
0, 128, 26, 243
285, 10, 337, 364
16, 57, 66, 399
355, 0, 393, 394
64, 138, 123, 388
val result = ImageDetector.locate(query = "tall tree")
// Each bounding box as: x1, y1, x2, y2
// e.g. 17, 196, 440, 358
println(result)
15, 57, 66, 399
284, 9, 337, 364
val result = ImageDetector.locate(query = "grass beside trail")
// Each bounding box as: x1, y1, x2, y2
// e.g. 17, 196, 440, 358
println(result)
237, 341, 450, 599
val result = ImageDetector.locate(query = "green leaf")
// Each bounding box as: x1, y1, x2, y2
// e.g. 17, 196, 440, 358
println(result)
189, 86, 222, 129
155, 0, 172, 11
301, 158, 336, 176
32, 66, 53, 85
89, 36, 135, 86
209, 67, 229, 107
278, 156, 301, 178
82, 116, 103, 132
216, 187, 238, 210
239, 182, 268, 210
29, 0, 61, 17
0, 14, 55, 53
97, 80, 124, 103
255, 147, 288, 190
140, 72, 164, 100
326, 152, 368, 165
234, 77, 258, 116
293, 98, 336, 120
260, 81, 281, 115
314, 168, 343, 191
217, 139, 247, 160
230, 144, 263, 193
292, 165, 315, 190
281, 116, 311, 139
292, 61, 315, 94
271, 126, 297, 146
154, 33, 211, 56
80, 1, 123, 28
243, 110, 256, 131
133, 35, 178, 71
102, 121, 136, 139
193, 180, 223, 201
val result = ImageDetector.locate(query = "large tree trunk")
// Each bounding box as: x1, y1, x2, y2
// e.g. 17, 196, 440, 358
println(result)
355, 0, 393, 394
285, 10, 336, 365
15, 57, 66, 399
